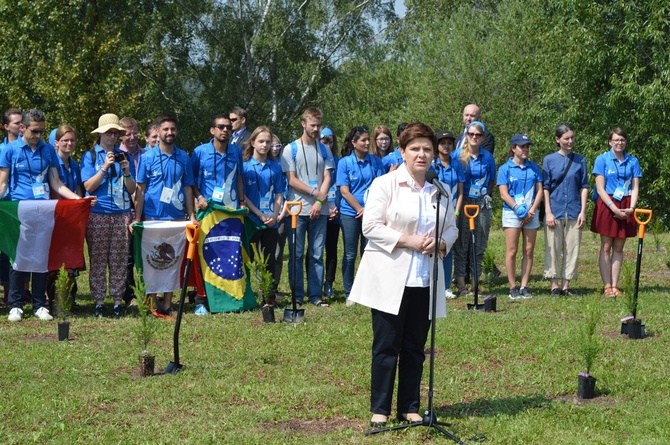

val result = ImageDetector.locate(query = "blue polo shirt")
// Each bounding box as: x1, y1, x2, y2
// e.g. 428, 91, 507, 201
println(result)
81, 145, 136, 214
592, 149, 642, 198
56, 155, 82, 194
243, 157, 286, 227
432, 156, 465, 205
497, 158, 542, 211
382, 149, 403, 172
542, 152, 589, 219
191, 140, 244, 207
336, 152, 384, 217
138, 146, 194, 220
455, 148, 497, 198
0, 139, 59, 201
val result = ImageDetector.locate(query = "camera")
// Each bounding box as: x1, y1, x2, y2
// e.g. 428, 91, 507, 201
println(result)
114, 153, 126, 163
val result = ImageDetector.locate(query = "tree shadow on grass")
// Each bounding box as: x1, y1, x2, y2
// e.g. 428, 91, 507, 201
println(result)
436, 394, 550, 419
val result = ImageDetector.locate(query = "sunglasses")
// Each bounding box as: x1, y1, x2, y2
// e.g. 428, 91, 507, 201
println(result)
272, 143, 282, 148
467, 132, 483, 138
229, 118, 238, 122
215, 124, 233, 130
355, 126, 369, 134
28, 128, 46, 135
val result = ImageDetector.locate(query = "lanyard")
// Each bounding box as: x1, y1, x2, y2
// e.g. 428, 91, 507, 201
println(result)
355, 154, 375, 186
212, 147, 228, 186
22, 146, 43, 183
469, 155, 484, 185
159, 151, 178, 187
436, 158, 454, 187
253, 162, 273, 195
300, 140, 320, 178
611, 155, 629, 181
514, 163, 529, 195
62, 161, 74, 192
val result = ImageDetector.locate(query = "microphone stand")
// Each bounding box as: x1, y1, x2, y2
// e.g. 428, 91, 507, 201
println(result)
365, 184, 466, 444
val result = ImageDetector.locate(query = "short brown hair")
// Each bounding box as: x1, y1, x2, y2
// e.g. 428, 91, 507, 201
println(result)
398, 122, 436, 151
302, 107, 323, 122
55, 124, 76, 141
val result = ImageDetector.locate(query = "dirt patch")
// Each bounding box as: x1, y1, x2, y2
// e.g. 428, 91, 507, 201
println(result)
553, 394, 620, 406
269, 417, 360, 435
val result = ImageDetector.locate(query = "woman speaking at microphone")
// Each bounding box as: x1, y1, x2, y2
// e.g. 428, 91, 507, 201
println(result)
349, 123, 458, 427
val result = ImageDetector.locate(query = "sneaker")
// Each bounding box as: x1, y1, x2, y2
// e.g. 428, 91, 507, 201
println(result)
34, 307, 54, 321
508, 287, 522, 300
445, 289, 456, 299
194, 304, 208, 315
346, 298, 355, 307
323, 282, 333, 298
113, 304, 126, 317
561, 289, 578, 297
519, 287, 533, 299
550, 288, 561, 297
8, 307, 23, 322
95, 304, 107, 318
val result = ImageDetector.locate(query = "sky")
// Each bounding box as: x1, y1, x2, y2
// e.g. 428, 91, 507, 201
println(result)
395, 0, 406, 17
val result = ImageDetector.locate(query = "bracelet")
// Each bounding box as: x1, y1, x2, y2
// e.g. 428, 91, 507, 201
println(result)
133, 218, 141, 223
310, 186, 316, 196
99, 169, 107, 176
315, 199, 324, 205
454, 210, 460, 216
197, 195, 204, 201
123, 174, 131, 178
607, 202, 614, 208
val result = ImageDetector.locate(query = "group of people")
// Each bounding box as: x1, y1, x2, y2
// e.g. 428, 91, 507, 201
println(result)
1, 103, 644, 429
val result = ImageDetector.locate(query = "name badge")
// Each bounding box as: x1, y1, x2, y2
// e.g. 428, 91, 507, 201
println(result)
32, 182, 46, 199
613, 186, 626, 201
212, 186, 225, 203
327, 186, 336, 202
514, 193, 525, 205
160, 186, 174, 204
259, 196, 271, 212
468, 183, 482, 199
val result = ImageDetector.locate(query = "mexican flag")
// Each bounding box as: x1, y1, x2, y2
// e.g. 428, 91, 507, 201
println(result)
0, 199, 91, 273
132, 221, 189, 294
196, 202, 260, 313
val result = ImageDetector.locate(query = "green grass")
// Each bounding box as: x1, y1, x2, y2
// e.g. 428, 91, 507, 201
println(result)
1, 228, 669, 444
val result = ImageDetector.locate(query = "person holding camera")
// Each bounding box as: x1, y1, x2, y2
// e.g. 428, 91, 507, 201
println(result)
81, 114, 136, 318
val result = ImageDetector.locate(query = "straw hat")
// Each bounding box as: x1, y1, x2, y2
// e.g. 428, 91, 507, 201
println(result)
91, 114, 126, 135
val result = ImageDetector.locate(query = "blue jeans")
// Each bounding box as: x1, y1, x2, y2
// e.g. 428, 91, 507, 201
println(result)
288, 215, 327, 303
340, 215, 367, 298
442, 249, 454, 289
0, 251, 9, 286
9, 268, 47, 312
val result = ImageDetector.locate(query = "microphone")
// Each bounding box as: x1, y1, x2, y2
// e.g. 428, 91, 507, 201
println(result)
425, 170, 449, 197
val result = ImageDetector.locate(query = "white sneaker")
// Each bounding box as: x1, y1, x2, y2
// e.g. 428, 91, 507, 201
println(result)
346, 298, 355, 307
34, 307, 54, 321
445, 289, 456, 299
8, 307, 23, 322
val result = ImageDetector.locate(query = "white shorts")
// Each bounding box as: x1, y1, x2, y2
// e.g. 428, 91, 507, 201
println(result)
502, 209, 540, 230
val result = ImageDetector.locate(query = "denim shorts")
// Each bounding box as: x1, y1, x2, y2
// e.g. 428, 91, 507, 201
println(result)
502, 209, 540, 229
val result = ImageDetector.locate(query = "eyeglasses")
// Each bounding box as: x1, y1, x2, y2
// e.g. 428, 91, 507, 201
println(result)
215, 124, 233, 130
229, 118, 238, 123
611, 139, 626, 144
376, 137, 391, 143
105, 130, 120, 137
27, 128, 46, 135
271, 143, 282, 149
467, 132, 483, 138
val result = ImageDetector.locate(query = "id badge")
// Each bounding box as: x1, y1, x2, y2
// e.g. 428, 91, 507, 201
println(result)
212, 186, 225, 203
259, 196, 271, 212
160, 186, 174, 204
112, 183, 123, 197
327, 185, 336, 202
613, 186, 625, 201
514, 193, 525, 205
468, 183, 482, 199
32, 182, 46, 199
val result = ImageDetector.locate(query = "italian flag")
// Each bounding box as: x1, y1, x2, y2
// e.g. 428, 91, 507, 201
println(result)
0, 199, 92, 273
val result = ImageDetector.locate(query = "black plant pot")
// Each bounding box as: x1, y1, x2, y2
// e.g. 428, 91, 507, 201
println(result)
57, 321, 70, 341
577, 374, 597, 399
484, 296, 496, 312
283, 308, 305, 323
139, 355, 155, 377
261, 306, 275, 323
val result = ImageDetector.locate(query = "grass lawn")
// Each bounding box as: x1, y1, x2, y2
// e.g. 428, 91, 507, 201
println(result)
1, 225, 669, 444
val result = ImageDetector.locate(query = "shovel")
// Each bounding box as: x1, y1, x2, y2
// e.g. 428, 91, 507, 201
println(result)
165, 223, 199, 375
464, 204, 486, 311
283, 201, 305, 323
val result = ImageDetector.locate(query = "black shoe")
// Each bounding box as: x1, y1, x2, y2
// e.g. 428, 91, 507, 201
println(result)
561, 289, 578, 297
113, 304, 126, 317
95, 304, 107, 318
550, 288, 562, 297
369, 421, 387, 428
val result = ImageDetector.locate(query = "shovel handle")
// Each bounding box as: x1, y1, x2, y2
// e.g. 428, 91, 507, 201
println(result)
285, 201, 303, 229
185, 223, 199, 260
634, 209, 652, 239
464, 205, 479, 231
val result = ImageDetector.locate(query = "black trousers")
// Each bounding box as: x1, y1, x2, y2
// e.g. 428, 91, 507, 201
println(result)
324, 221, 340, 284
250, 228, 279, 291
370, 286, 431, 415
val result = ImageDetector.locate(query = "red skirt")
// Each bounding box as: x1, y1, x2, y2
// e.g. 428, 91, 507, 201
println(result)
590, 195, 636, 238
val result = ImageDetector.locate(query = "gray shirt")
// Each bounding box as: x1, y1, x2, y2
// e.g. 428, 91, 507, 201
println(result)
280, 139, 334, 216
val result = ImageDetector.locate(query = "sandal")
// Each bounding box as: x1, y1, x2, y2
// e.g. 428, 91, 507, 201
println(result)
603, 286, 615, 298
458, 287, 473, 297
312, 300, 329, 307
611, 287, 624, 297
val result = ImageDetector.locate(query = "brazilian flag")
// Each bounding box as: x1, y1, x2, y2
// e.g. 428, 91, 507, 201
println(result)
196, 202, 261, 313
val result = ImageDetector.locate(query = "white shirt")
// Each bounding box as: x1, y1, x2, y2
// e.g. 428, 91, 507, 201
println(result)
405, 178, 436, 287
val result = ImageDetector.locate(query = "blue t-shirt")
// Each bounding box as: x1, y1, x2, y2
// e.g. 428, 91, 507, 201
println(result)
336, 152, 384, 217
592, 149, 642, 199
138, 147, 195, 220
243, 157, 286, 227
0, 139, 59, 201
191, 141, 244, 208
56, 155, 82, 194
432, 156, 465, 207
382, 149, 403, 173
81, 145, 136, 214
497, 158, 543, 211
455, 148, 497, 198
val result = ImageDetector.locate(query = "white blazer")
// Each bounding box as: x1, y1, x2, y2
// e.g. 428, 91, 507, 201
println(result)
349, 164, 459, 317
